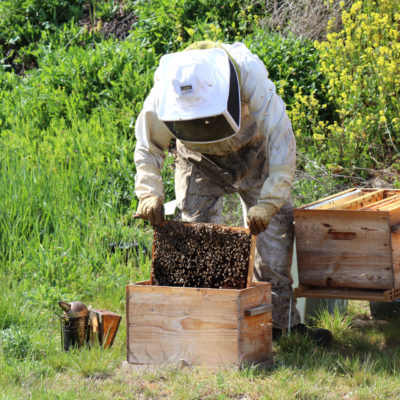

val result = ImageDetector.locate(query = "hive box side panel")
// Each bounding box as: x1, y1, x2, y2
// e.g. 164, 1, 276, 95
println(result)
388, 204, 400, 226
294, 210, 393, 290
238, 283, 272, 364
127, 284, 240, 367
391, 232, 400, 288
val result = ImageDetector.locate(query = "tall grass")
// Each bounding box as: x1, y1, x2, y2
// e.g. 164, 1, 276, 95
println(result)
1, 1, 400, 398
0, 107, 152, 309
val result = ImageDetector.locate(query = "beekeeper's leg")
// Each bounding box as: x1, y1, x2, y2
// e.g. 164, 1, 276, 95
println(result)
240, 187, 301, 330
175, 156, 225, 223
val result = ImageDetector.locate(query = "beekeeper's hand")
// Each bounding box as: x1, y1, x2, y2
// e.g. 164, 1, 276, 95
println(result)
136, 196, 164, 225
246, 204, 278, 235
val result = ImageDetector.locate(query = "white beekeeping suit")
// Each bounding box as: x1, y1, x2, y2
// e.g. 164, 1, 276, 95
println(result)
134, 41, 300, 330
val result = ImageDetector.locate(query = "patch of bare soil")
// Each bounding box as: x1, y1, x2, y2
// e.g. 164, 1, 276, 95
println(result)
79, 3, 137, 40
2, 46, 38, 76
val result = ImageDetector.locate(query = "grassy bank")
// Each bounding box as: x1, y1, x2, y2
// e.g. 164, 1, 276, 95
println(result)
1, 296, 400, 399
1, 1, 400, 398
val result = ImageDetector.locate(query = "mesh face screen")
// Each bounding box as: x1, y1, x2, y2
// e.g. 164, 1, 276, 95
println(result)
164, 59, 240, 143
165, 115, 234, 142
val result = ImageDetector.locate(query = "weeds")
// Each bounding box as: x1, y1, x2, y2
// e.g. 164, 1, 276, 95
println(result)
1, 1, 400, 399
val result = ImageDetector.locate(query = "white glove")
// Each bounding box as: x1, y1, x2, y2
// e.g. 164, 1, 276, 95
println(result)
136, 196, 164, 225
246, 204, 278, 235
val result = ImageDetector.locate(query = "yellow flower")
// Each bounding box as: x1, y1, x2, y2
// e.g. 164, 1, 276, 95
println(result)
313, 133, 325, 141
186, 27, 195, 37
379, 110, 387, 124
350, 1, 362, 15
377, 56, 385, 67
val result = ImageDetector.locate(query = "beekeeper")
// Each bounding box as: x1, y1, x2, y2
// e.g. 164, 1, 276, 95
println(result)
134, 41, 331, 345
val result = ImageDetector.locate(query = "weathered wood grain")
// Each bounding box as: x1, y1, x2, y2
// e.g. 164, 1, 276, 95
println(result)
294, 286, 393, 301
238, 283, 272, 364
391, 232, 400, 289
126, 282, 272, 368
361, 194, 400, 210
294, 209, 393, 289
332, 189, 384, 210
305, 188, 361, 210
294, 188, 400, 300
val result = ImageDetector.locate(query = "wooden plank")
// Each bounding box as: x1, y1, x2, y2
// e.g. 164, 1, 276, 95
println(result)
332, 189, 384, 210
126, 282, 272, 367
389, 207, 400, 226
304, 189, 361, 210
127, 286, 239, 366
246, 235, 257, 288
294, 209, 393, 290
391, 232, 400, 289
379, 199, 400, 211
245, 304, 273, 316
238, 283, 272, 365
294, 286, 391, 302
89, 309, 121, 349
127, 282, 272, 367
360, 194, 400, 210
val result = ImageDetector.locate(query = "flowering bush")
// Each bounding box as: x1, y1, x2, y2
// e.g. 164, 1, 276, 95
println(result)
303, 0, 400, 170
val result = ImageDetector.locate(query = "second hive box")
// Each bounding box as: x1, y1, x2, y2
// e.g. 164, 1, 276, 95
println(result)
294, 188, 400, 301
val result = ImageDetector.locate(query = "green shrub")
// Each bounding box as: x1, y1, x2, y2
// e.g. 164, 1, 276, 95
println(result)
0, 0, 350, 305
132, 0, 266, 54
0, 0, 83, 45
245, 29, 337, 168
0, 37, 156, 131
245, 30, 333, 118
313, 0, 400, 170
0, 0, 84, 72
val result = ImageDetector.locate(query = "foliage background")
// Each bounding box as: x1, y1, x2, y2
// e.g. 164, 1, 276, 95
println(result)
1, 0, 400, 398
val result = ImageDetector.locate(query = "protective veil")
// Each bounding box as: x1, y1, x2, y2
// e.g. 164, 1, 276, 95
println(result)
134, 42, 300, 328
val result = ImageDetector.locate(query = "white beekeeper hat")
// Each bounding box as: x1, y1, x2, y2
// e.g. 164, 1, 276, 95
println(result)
154, 47, 241, 143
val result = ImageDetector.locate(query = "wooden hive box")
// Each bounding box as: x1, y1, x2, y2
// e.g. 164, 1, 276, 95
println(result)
126, 281, 272, 368
294, 188, 400, 301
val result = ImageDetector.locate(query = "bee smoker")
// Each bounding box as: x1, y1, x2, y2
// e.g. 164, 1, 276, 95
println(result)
59, 301, 89, 351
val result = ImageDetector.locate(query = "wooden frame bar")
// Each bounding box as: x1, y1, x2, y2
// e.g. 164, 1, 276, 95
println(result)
360, 194, 400, 210
332, 189, 384, 210
305, 188, 361, 210
294, 285, 400, 302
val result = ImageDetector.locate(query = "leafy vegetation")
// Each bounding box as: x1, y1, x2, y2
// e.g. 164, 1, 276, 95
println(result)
294, 0, 400, 174
1, 0, 400, 398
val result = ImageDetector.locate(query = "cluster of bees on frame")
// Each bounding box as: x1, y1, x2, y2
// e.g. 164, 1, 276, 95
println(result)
152, 222, 252, 289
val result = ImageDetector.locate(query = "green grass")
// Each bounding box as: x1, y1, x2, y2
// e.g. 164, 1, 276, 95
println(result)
1, 1, 400, 398
2, 274, 400, 400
